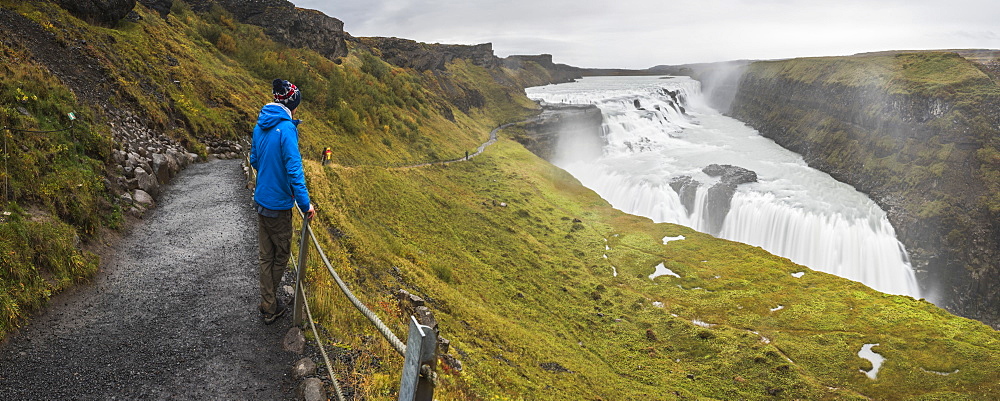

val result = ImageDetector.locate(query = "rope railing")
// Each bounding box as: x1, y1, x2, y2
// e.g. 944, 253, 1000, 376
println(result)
245, 155, 437, 401
294, 209, 408, 355
241, 118, 535, 399
287, 246, 347, 401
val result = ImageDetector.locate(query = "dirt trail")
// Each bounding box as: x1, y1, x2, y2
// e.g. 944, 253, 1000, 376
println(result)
0, 159, 297, 400
391, 121, 522, 169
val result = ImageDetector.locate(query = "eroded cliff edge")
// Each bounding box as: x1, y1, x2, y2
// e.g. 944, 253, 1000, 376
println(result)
723, 51, 1000, 327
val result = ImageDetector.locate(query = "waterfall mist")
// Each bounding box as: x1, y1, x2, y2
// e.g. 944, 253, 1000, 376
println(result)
527, 76, 921, 297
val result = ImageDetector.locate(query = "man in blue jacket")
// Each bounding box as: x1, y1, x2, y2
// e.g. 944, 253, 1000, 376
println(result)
249, 79, 316, 324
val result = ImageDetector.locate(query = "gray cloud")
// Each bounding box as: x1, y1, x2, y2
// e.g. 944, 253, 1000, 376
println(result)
291, 0, 1000, 68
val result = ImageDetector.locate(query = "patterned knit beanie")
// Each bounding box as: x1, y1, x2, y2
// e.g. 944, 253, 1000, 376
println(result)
272, 79, 301, 111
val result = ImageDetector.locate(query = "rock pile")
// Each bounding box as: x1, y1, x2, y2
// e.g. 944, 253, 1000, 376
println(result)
204, 139, 246, 160
107, 111, 197, 213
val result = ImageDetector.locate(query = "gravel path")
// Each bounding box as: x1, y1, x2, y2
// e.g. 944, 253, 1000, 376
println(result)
0, 159, 297, 400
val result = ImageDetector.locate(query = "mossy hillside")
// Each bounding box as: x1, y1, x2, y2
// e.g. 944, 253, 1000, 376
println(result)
743, 53, 1000, 214
0, 37, 108, 336
748, 52, 992, 98
3, 2, 999, 399
294, 136, 1000, 399
0, 0, 545, 339
731, 52, 1000, 324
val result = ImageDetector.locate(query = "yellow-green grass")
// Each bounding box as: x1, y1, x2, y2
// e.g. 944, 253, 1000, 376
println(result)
3, 2, 999, 400
296, 135, 1000, 400
748, 52, 993, 98
0, 0, 538, 337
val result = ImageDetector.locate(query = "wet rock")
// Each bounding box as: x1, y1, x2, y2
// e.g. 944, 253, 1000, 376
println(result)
151, 153, 170, 184
291, 357, 316, 380
703, 164, 758, 185
396, 289, 425, 319
669, 176, 700, 215
414, 306, 438, 331
297, 377, 326, 401
540, 362, 572, 373
283, 327, 305, 354
701, 164, 758, 235
132, 190, 154, 207
134, 167, 159, 198
516, 104, 605, 162
441, 353, 463, 373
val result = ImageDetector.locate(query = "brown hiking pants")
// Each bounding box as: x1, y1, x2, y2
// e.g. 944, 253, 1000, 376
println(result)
257, 209, 292, 315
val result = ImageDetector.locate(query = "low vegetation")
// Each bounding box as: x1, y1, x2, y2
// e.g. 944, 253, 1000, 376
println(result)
298, 137, 1000, 399
1, 1, 998, 400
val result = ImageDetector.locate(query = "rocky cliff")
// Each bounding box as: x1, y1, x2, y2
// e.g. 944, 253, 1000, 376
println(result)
361, 37, 498, 72
503, 54, 583, 85
511, 104, 604, 161
184, 0, 348, 60
53, 0, 137, 26
725, 52, 1000, 327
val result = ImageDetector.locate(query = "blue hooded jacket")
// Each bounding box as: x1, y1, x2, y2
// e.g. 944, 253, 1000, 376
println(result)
250, 103, 311, 213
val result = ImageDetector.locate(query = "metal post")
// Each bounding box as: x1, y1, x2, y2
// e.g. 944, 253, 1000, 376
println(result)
293, 216, 310, 326
398, 316, 437, 401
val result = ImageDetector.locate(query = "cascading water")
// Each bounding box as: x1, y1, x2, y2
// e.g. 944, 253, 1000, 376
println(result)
526, 76, 920, 297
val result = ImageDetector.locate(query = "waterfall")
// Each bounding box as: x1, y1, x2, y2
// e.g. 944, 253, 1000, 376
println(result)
526, 76, 920, 297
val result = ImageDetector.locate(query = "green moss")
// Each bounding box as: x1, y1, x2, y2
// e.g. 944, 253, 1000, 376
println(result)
3, 2, 999, 399
297, 137, 1000, 399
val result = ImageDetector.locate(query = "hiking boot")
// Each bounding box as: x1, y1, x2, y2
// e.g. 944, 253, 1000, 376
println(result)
262, 301, 287, 325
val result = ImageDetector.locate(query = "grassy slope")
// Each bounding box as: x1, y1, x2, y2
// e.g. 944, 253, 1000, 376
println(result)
301, 131, 1000, 399
1, 2, 998, 400
0, 0, 522, 337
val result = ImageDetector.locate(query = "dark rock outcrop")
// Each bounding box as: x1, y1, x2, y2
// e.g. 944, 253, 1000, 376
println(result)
138, 0, 172, 18
669, 176, 700, 215
701, 164, 758, 235
502, 54, 583, 85
667, 165, 758, 235
514, 104, 605, 162
54, 0, 136, 26
186, 0, 348, 60
362, 37, 498, 71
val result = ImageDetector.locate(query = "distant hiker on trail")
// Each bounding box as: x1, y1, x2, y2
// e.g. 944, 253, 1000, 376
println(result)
249, 78, 316, 325
322, 147, 333, 166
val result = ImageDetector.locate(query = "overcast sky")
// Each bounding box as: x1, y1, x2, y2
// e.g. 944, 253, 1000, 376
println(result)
289, 0, 999, 69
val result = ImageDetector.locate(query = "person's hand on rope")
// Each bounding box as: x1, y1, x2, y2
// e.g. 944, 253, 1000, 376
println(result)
306, 203, 317, 220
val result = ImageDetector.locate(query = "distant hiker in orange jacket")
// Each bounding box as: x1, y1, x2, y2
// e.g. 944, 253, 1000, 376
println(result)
322, 147, 332, 166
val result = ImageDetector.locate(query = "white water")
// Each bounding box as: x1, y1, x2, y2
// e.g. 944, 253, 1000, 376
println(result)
526, 76, 920, 297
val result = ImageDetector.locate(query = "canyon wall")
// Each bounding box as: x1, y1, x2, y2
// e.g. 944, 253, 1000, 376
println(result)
724, 52, 1000, 327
